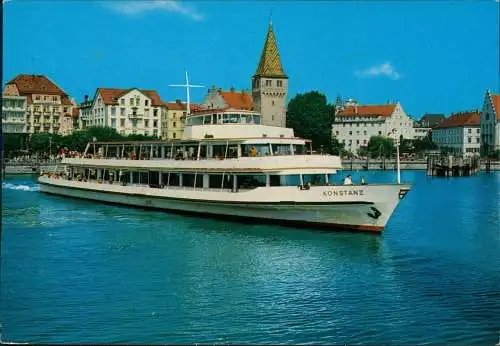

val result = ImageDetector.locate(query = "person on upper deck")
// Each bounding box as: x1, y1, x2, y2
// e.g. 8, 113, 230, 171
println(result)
343, 175, 353, 185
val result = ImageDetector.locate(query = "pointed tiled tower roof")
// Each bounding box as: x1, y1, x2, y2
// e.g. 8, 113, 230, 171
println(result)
254, 23, 287, 79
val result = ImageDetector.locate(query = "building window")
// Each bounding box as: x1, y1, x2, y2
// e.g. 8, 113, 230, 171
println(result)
153, 120, 158, 128
378, 131, 382, 135
52, 96, 57, 101
349, 131, 352, 135
145, 120, 149, 127
485, 113, 489, 120
468, 137, 471, 143
120, 119, 125, 127
121, 108, 125, 115
173, 132, 176, 139
63, 107, 68, 113
277, 80, 283, 87
111, 119, 116, 128
364, 130, 367, 135
173, 122, 177, 128
121, 99, 125, 105
136, 98, 140, 106
129, 98, 133, 106
153, 109, 158, 117
476, 128, 480, 133
111, 107, 116, 115
272, 100, 275, 106
145, 100, 149, 106
468, 128, 472, 134
266, 80, 272, 87
336, 131, 339, 135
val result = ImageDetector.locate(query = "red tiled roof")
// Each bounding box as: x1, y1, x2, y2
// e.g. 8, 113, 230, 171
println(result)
96, 88, 165, 106
165, 100, 202, 112
6, 74, 67, 95
435, 111, 480, 129
491, 94, 500, 121
337, 104, 396, 117
219, 91, 253, 110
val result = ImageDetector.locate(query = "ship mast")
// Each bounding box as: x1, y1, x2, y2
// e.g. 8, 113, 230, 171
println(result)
169, 71, 204, 115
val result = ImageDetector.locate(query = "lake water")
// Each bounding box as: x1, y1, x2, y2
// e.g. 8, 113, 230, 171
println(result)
1, 171, 499, 344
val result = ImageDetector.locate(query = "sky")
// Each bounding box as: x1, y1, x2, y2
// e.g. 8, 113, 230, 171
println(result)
3, 0, 499, 119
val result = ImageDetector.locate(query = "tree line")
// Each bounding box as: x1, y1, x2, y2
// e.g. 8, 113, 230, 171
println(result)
2, 127, 157, 156
285, 91, 438, 158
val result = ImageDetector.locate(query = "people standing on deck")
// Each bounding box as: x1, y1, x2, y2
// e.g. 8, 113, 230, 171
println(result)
343, 174, 353, 185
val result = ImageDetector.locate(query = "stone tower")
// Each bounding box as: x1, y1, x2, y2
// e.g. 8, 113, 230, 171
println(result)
251, 21, 288, 127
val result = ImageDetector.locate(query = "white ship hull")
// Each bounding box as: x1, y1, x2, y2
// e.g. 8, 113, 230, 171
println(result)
38, 176, 410, 232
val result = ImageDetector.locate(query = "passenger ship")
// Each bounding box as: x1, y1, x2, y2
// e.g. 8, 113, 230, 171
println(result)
38, 109, 410, 232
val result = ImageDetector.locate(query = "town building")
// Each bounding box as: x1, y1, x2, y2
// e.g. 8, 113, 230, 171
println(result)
413, 124, 431, 140
161, 100, 201, 140
202, 86, 253, 111
3, 74, 75, 135
432, 111, 481, 156
333, 99, 414, 154
418, 113, 445, 128
251, 22, 288, 127
413, 113, 445, 141
88, 88, 166, 137
1, 94, 27, 134
480, 90, 500, 155
76, 95, 93, 130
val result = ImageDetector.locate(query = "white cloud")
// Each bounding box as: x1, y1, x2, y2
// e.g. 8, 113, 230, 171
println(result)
3, 0, 12, 3
103, 0, 203, 21
355, 62, 401, 80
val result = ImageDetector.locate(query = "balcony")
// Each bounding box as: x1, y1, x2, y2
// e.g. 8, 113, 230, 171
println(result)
128, 113, 143, 119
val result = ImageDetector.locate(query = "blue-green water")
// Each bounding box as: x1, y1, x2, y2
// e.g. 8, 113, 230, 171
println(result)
1, 171, 499, 344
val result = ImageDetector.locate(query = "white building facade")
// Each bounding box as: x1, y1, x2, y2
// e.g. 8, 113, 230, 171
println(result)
432, 111, 481, 156
1, 95, 27, 134
4, 74, 75, 135
480, 90, 500, 155
89, 88, 166, 137
333, 100, 414, 154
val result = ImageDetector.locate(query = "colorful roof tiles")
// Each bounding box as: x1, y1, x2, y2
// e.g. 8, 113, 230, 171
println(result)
490, 94, 500, 121
96, 88, 165, 107
219, 90, 253, 110
6, 74, 66, 95
435, 111, 480, 129
254, 24, 287, 78
337, 104, 396, 117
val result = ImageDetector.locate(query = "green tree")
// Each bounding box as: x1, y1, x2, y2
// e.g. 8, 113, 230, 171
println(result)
331, 137, 347, 156
2, 133, 28, 155
29, 133, 63, 154
366, 136, 395, 159
286, 91, 334, 153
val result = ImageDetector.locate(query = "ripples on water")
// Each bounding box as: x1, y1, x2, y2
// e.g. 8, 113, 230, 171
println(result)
1, 172, 500, 345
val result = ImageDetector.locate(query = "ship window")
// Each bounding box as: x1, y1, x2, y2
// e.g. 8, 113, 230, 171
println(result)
271, 144, 291, 155
293, 144, 306, 155
241, 144, 271, 157
302, 174, 326, 186
140, 172, 149, 184
132, 171, 140, 184
169, 173, 180, 186
269, 175, 281, 187
209, 174, 224, 188
204, 115, 211, 124
237, 175, 266, 190
280, 175, 301, 186
148, 171, 159, 186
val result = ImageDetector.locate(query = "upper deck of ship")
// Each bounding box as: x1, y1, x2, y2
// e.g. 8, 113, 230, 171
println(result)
181, 109, 295, 141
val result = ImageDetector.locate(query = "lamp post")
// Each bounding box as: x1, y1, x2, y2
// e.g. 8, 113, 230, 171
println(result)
389, 129, 401, 184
